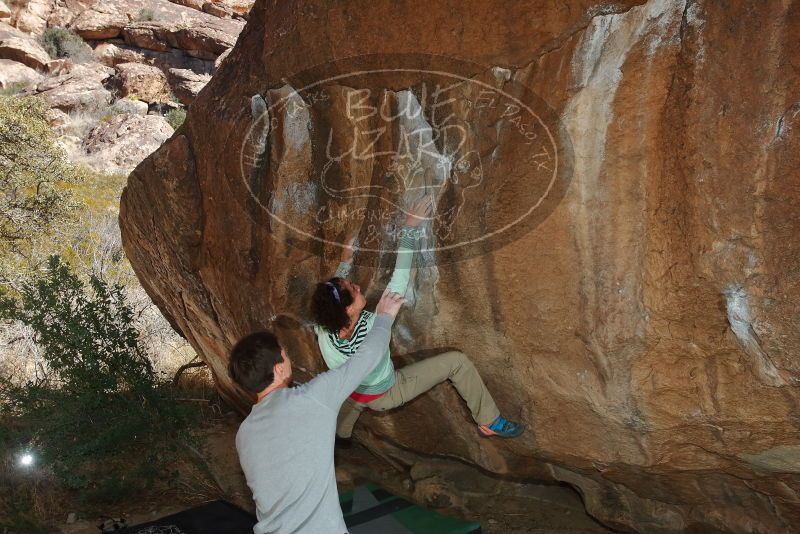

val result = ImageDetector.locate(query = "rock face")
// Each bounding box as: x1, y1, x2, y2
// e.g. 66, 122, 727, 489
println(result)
109, 96, 149, 115
0, 58, 43, 88
114, 61, 171, 102
67, 0, 243, 55
0, 2, 10, 20
166, 67, 210, 104
32, 62, 114, 111
4, 0, 251, 36
0, 0, 249, 178
1, 0, 246, 121
84, 113, 173, 175
170, 0, 253, 18
119, 0, 800, 532
93, 40, 215, 76
6, 0, 55, 34
0, 20, 51, 70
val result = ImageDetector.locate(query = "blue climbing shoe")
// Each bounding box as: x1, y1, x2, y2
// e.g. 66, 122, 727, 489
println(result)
479, 415, 524, 438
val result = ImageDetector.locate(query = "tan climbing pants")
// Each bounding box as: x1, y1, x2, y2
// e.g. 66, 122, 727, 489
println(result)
336, 350, 501, 438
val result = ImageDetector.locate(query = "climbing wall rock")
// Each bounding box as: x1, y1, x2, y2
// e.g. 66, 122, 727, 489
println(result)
119, 0, 800, 531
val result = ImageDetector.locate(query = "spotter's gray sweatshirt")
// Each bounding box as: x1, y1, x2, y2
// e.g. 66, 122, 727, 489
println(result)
235, 313, 394, 534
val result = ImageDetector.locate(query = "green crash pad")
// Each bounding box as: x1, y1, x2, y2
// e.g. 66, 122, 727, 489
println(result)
339, 484, 481, 533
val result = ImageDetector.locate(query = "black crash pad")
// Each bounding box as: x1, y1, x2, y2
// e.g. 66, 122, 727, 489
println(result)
114, 500, 256, 534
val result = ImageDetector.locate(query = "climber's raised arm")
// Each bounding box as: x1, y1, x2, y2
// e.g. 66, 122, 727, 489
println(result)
385, 196, 433, 296
331, 235, 357, 280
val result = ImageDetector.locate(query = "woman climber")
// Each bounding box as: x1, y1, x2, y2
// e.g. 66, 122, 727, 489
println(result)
310, 196, 524, 440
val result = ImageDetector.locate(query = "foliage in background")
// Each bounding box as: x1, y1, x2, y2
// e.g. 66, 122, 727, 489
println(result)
39, 27, 94, 63
0, 93, 207, 522
0, 256, 199, 501
0, 96, 85, 285
99, 107, 127, 123
0, 81, 30, 96
137, 8, 157, 21
0, 94, 194, 388
165, 107, 186, 130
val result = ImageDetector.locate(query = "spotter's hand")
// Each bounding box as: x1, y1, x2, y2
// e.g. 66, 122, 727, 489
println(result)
404, 196, 434, 227
376, 287, 407, 318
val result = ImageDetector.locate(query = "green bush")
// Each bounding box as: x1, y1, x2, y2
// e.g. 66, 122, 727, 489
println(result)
165, 107, 186, 130
0, 81, 30, 96
39, 27, 94, 63
137, 8, 156, 21
0, 95, 84, 275
98, 107, 125, 123
0, 256, 199, 500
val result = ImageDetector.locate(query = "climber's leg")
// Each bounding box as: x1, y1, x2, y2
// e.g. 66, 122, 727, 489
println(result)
336, 397, 365, 439
366, 351, 501, 426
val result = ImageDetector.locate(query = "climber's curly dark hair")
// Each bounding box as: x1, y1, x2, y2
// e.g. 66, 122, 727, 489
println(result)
311, 277, 353, 333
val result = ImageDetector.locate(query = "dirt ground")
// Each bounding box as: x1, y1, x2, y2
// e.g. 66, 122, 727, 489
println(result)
54, 412, 613, 534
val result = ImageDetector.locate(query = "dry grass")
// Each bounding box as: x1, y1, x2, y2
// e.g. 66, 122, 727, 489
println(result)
0, 434, 229, 531
0, 448, 69, 532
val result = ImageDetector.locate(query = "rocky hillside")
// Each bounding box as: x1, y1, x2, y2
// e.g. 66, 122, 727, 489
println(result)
0, 0, 251, 174
116, 0, 798, 532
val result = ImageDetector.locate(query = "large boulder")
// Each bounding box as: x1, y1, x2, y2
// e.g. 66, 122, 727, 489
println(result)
170, 0, 206, 11
32, 62, 114, 111
92, 41, 146, 65
93, 40, 214, 74
0, 58, 43, 89
0, 20, 51, 70
114, 61, 171, 102
119, 0, 800, 532
3, 0, 92, 33
69, 0, 243, 58
170, 0, 253, 16
84, 113, 174, 175
121, 20, 239, 59
211, 46, 230, 72
166, 67, 209, 105
109, 97, 149, 115
218, 0, 252, 15
7, 0, 54, 34
68, 2, 128, 39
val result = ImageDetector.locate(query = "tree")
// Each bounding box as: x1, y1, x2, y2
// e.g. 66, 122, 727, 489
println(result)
0, 96, 84, 282
0, 256, 197, 499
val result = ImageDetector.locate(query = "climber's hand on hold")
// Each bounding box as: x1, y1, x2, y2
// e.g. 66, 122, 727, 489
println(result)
376, 287, 406, 318
341, 234, 358, 264
404, 196, 434, 227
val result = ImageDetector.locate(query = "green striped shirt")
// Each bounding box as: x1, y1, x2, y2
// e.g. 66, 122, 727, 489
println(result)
314, 229, 418, 394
